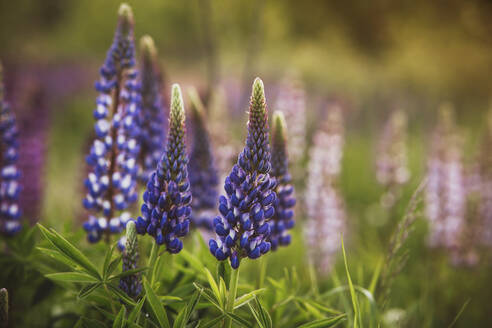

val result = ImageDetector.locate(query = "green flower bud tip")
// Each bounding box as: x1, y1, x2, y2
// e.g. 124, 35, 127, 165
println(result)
272, 110, 287, 144
0, 288, 7, 326
140, 35, 157, 63
251, 77, 266, 115
118, 3, 134, 33
171, 84, 185, 126
126, 220, 137, 246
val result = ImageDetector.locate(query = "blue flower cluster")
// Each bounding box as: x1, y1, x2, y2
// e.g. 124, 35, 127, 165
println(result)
138, 36, 167, 184
209, 78, 277, 269
82, 4, 141, 243
136, 84, 192, 254
269, 111, 295, 251
0, 63, 22, 236
188, 89, 219, 230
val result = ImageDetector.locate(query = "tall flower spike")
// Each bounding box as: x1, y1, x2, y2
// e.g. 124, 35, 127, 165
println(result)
209, 78, 277, 269
376, 109, 410, 207
425, 104, 465, 250
269, 111, 296, 250
304, 107, 346, 274
479, 108, 492, 246
82, 4, 141, 243
0, 62, 22, 236
119, 221, 142, 298
188, 88, 219, 230
0, 288, 7, 326
274, 76, 306, 162
305, 105, 344, 218
136, 84, 192, 253
138, 35, 167, 183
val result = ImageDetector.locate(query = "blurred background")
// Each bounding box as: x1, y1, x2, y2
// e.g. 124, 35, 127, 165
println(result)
1, 0, 492, 326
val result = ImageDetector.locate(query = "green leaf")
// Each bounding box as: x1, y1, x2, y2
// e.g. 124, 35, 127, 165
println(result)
107, 256, 122, 278
193, 283, 222, 311
103, 243, 117, 279
173, 289, 201, 328
255, 297, 272, 328
341, 236, 361, 328
37, 224, 101, 279
159, 296, 183, 303
297, 314, 347, 328
180, 250, 204, 272
109, 267, 148, 281
248, 301, 265, 328
217, 261, 231, 289
113, 305, 127, 328
234, 289, 266, 309
203, 268, 222, 308
199, 314, 226, 328
143, 278, 170, 328
295, 298, 342, 316
128, 296, 146, 323
37, 247, 77, 268
225, 312, 251, 327
108, 284, 137, 306
46, 272, 100, 283
78, 283, 102, 299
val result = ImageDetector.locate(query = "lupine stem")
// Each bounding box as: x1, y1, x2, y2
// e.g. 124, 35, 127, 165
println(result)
225, 266, 240, 328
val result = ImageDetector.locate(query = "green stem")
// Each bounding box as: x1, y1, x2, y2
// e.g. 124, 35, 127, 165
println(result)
146, 242, 160, 286
224, 266, 240, 328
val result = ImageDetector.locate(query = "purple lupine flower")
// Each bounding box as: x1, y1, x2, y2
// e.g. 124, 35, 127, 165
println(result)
135, 84, 192, 253
188, 88, 219, 230
425, 105, 465, 250
273, 76, 306, 162
268, 111, 295, 251
209, 78, 277, 269
0, 62, 22, 236
376, 109, 410, 207
450, 164, 481, 267
119, 220, 142, 298
82, 4, 141, 243
479, 109, 492, 246
305, 106, 344, 216
304, 108, 346, 274
138, 35, 167, 184
15, 79, 48, 221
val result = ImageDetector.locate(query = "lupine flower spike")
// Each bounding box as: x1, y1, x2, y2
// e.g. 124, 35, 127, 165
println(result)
0, 288, 7, 327
188, 88, 219, 230
304, 107, 346, 274
425, 105, 465, 250
376, 109, 410, 208
119, 220, 142, 298
136, 84, 192, 253
82, 4, 141, 243
274, 76, 306, 162
269, 111, 296, 250
0, 62, 22, 236
209, 78, 277, 269
138, 35, 167, 183
305, 105, 344, 217
479, 108, 492, 246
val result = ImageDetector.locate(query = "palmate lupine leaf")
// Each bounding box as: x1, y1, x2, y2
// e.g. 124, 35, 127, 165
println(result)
45, 272, 100, 283
37, 224, 101, 280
